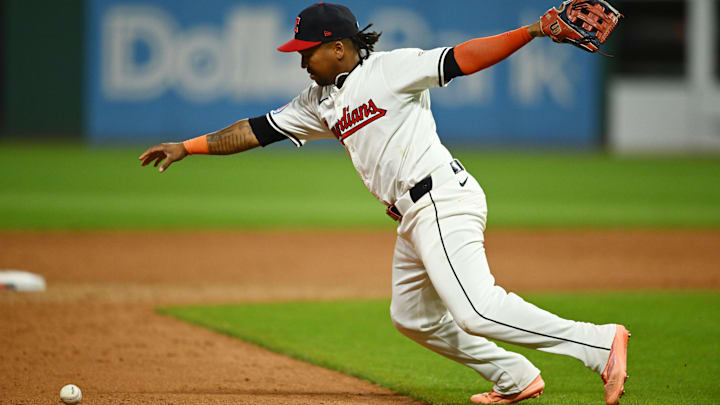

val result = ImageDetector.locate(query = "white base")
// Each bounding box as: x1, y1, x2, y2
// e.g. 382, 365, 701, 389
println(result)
0, 270, 46, 291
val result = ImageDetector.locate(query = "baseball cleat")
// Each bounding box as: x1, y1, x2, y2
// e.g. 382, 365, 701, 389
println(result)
470, 375, 544, 404
601, 325, 630, 405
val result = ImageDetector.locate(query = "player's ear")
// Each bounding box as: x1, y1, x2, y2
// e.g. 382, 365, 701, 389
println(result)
332, 40, 345, 60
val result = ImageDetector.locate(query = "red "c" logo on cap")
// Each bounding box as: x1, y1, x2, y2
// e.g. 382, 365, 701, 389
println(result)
294, 17, 301, 33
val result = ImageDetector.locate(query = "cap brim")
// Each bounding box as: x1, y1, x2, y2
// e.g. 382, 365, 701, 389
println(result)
277, 38, 322, 52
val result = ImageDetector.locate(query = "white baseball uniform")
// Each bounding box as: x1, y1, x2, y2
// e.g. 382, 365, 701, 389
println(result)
250, 46, 616, 395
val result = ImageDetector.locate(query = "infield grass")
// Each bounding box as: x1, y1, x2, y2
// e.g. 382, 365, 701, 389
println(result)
1, 141, 720, 228
160, 291, 720, 405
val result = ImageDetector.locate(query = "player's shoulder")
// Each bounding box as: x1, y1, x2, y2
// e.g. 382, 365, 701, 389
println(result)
295, 82, 327, 106
372, 47, 449, 64
352, 49, 443, 69
367, 49, 417, 62
361, 49, 423, 69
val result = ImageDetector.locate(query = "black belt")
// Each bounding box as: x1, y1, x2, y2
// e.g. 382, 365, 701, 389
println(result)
386, 159, 465, 221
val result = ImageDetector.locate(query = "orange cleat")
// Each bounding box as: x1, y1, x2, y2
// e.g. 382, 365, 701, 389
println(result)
470, 375, 545, 404
601, 325, 631, 405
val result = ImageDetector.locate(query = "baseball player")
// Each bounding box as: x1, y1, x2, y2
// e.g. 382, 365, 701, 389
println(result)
139, 2, 629, 404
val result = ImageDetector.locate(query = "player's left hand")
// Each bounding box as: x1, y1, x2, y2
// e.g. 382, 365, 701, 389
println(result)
138, 142, 188, 173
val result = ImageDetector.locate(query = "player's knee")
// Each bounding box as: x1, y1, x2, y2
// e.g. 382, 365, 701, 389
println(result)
390, 308, 415, 334
455, 318, 473, 334
391, 309, 451, 340
391, 318, 413, 336
390, 307, 428, 337
456, 316, 486, 335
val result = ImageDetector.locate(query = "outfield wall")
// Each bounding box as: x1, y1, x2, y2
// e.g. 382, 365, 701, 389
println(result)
5, 1, 716, 151
2, 1, 84, 136
0, 1, 603, 146
84, 0, 602, 146
608, 0, 720, 154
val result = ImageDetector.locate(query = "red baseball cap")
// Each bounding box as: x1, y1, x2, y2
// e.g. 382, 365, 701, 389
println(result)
278, 2, 360, 52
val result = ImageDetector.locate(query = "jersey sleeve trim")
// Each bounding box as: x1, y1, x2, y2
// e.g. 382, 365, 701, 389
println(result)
437, 47, 452, 87
443, 48, 465, 83
248, 115, 287, 147
266, 113, 303, 147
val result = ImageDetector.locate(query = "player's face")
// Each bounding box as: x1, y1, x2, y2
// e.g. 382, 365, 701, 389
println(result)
300, 42, 341, 86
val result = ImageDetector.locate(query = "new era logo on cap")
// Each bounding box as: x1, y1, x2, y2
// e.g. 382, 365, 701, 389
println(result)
278, 2, 360, 52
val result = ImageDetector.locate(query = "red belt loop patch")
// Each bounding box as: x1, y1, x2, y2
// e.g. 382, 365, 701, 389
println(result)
386, 205, 402, 222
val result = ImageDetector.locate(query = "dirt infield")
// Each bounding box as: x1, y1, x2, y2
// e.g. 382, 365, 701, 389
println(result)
1, 230, 719, 404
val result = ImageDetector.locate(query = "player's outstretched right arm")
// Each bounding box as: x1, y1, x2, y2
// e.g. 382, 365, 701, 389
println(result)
138, 119, 260, 173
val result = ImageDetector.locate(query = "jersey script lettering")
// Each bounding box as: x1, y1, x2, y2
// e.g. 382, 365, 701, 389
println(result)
330, 99, 387, 142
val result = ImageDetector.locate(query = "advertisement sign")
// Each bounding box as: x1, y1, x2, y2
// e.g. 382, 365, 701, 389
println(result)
86, 0, 601, 145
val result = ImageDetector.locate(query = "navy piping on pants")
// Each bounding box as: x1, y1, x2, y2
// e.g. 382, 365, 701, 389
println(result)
428, 192, 611, 351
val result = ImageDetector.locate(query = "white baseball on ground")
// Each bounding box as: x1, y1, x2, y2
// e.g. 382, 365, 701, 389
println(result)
59, 384, 82, 404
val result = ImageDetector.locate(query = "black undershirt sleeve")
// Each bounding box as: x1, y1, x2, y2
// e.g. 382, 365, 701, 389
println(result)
443, 48, 465, 82
248, 115, 288, 147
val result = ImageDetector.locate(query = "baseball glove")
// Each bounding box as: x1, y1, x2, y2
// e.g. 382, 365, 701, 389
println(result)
540, 0, 622, 54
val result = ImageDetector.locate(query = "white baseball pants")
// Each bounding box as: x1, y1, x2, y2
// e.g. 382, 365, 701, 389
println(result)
390, 165, 616, 395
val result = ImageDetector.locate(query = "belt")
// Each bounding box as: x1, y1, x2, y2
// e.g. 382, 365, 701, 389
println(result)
386, 159, 465, 221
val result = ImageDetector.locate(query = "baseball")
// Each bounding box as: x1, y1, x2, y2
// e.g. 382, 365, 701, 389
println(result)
59, 384, 82, 404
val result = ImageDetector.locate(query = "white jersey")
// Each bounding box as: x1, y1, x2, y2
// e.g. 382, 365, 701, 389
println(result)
252, 38, 622, 399
264, 47, 455, 205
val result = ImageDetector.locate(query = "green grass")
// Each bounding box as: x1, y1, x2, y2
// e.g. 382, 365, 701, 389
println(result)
160, 291, 720, 405
1, 141, 719, 228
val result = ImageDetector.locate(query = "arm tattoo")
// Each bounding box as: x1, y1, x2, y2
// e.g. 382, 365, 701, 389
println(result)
206, 120, 259, 154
